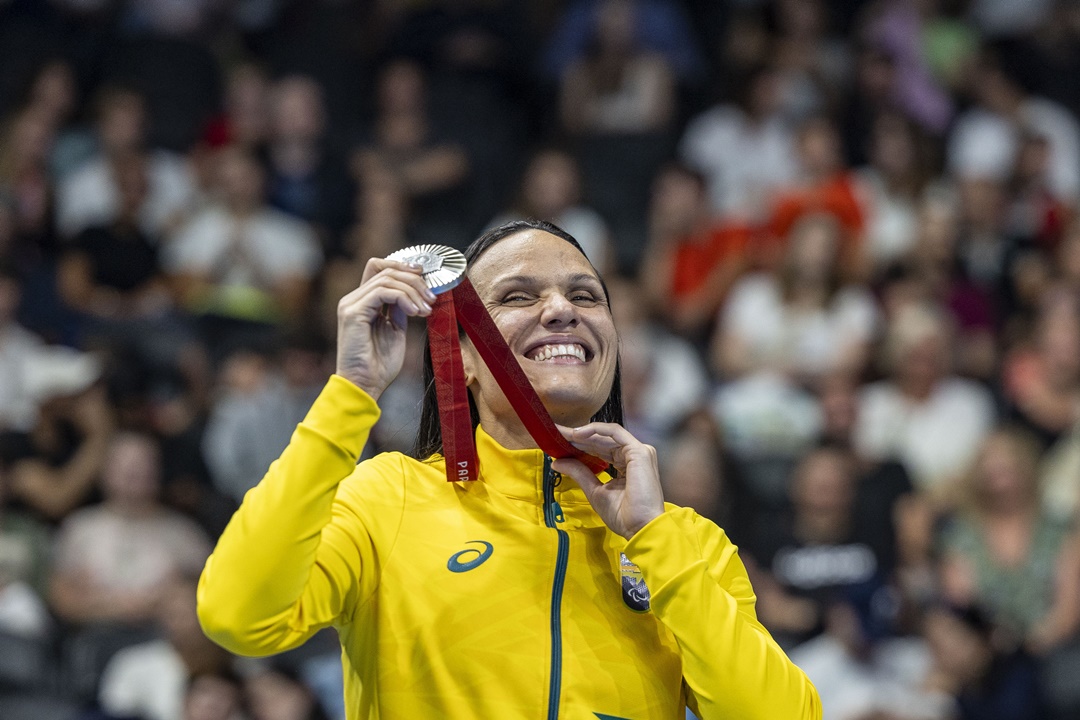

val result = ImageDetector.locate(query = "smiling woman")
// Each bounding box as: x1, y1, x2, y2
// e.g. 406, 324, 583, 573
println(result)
196, 219, 821, 720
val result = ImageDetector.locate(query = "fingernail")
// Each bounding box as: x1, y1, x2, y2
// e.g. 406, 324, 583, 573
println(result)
421, 301, 432, 313
424, 289, 437, 302
407, 262, 423, 271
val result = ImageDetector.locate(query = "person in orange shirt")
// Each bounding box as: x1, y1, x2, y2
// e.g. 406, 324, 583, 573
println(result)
641, 163, 754, 340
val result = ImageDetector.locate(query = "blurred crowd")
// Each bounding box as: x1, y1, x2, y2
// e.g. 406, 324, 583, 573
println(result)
3, 0, 1080, 719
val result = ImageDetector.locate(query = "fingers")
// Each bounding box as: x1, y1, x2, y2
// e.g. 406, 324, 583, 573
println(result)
556, 423, 652, 463
338, 268, 437, 324
551, 457, 602, 494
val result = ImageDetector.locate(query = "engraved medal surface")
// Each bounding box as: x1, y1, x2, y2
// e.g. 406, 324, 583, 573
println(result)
386, 244, 467, 295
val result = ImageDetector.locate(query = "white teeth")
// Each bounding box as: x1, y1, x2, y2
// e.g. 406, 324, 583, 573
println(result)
530, 343, 587, 362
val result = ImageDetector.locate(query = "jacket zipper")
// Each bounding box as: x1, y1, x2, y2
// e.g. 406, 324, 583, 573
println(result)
543, 455, 568, 720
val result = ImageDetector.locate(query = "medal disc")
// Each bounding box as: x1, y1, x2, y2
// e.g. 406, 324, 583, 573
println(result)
386, 244, 467, 295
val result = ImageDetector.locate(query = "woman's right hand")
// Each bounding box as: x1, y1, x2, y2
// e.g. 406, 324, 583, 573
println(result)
335, 258, 436, 400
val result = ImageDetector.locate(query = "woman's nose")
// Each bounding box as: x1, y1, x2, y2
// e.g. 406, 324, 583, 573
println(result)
540, 293, 579, 327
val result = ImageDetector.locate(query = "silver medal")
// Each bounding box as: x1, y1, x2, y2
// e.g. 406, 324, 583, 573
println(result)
385, 244, 467, 295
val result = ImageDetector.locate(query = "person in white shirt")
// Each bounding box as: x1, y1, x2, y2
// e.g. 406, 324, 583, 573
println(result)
55, 86, 196, 240
854, 303, 997, 503
679, 64, 798, 220
163, 145, 322, 324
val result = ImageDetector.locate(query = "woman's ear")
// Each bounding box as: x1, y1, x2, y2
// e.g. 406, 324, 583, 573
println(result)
461, 338, 478, 386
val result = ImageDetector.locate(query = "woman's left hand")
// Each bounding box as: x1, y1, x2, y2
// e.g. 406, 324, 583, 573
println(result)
552, 423, 665, 540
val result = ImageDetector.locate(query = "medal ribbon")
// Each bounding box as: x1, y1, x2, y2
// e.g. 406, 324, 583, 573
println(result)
428, 277, 609, 482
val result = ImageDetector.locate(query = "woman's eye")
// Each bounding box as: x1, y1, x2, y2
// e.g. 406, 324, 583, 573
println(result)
571, 293, 598, 303
502, 293, 531, 303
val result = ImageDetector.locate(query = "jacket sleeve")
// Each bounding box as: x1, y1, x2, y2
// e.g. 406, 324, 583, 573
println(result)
622, 507, 821, 720
197, 374, 395, 657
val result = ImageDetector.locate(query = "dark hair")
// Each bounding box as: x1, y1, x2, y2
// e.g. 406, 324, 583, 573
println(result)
410, 219, 624, 461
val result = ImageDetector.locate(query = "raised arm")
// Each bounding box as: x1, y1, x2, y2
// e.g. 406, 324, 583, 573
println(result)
197, 258, 436, 655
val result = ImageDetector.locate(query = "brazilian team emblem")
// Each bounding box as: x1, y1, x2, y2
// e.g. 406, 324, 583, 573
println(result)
619, 552, 650, 612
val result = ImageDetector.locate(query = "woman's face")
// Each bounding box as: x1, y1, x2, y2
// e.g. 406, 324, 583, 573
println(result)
977, 435, 1032, 503
462, 230, 618, 428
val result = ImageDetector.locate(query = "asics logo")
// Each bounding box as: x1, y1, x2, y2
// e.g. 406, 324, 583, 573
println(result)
447, 541, 493, 573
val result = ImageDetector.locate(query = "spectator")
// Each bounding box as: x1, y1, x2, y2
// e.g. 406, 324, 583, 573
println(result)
678, 63, 798, 220
49, 431, 211, 627
854, 303, 996, 503
163, 144, 322, 345
657, 409, 741, 544
264, 75, 353, 252
854, 111, 933, 274
921, 603, 1045, 720
0, 105, 58, 258
713, 212, 880, 384
98, 575, 232, 720
748, 445, 894, 649
245, 665, 329, 720
887, 194, 998, 380
948, 47, 1080, 204
490, 147, 614, 273
541, 0, 704, 85
765, 115, 867, 279
23, 58, 96, 179
0, 261, 48, 432
2, 348, 112, 521
939, 426, 1080, 654
639, 162, 753, 341
1002, 288, 1080, 448
0, 448, 51, 639
351, 59, 470, 248
183, 670, 246, 720
202, 62, 270, 152
607, 274, 710, 446
558, 0, 676, 136
56, 86, 196, 240
203, 336, 327, 505
57, 149, 199, 384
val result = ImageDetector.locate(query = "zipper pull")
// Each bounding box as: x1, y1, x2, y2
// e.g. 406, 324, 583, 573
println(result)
551, 500, 565, 524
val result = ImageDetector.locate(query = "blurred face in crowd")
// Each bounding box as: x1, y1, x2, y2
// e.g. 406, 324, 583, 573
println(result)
8, 106, 55, 168
792, 448, 856, 522
462, 230, 617, 430
217, 147, 265, 211
246, 670, 317, 720
30, 60, 77, 122
378, 60, 426, 116
522, 151, 580, 218
787, 214, 839, 284
102, 432, 161, 509
915, 197, 959, 265
595, 0, 637, 54
797, 118, 841, 178
974, 431, 1039, 510
98, 90, 146, 154
650, 166, 707, 232
226, 64, 270, 147
819, 372, 859, 443
1036, 294, 1080, 387
270, 76, 325, 143
662, 412, 725, 521
184, 674, 243, 720
870, 113, 916, 182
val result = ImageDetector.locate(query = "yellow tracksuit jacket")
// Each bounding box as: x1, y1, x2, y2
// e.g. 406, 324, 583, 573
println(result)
198, 375, 820, 719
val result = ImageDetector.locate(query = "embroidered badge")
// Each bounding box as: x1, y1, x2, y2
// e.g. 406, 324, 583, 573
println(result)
619, 552, 650, 612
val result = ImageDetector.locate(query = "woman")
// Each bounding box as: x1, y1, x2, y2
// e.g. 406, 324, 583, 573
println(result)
713, 212, 879, 384
197, 220, 820, 718
940, 426, 1080, 655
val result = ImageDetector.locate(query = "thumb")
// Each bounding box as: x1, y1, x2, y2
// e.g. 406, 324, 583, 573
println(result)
551, 457, 601, 495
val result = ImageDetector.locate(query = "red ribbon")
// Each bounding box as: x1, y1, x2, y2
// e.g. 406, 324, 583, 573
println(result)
428, 277, 609, 482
